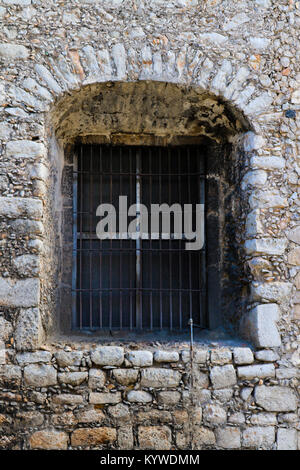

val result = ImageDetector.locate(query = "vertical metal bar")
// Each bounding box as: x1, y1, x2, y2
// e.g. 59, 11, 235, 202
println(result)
178, 147, 182, 330
89, 145, 93, 328
159, 147, 163, 330
119, 147, 123, 330
109, 146, 113, 330
79, 145, 83, 329
72, 149, 78, 329
187, 148, 193, 324
168, 148, 173, 331
129, 148, 133, 330
149, 147, 153, 330
99, 145, 102, 329
136, 148, 142, 330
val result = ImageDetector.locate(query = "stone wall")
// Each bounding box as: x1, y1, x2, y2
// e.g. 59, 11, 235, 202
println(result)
0, 0, 299, 450
0, 344, 299, 450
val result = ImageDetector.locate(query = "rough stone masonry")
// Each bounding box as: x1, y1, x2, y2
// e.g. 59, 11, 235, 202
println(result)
0, 0, 299, 450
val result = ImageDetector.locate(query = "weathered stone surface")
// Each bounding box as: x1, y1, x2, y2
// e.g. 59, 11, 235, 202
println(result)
112, 368, 138, 386
55, 350, 83, 367
237, 364, 275, 380
0, 316, 13, 342
193, 349, 209, 364
245, 238, 288, 256
52, 394, 84, 405
58, 372, 88, 386
241, 303, 281, 348
210, 365, 237, 389
228, 412, 245, 425
0, 278, 40, 308
288, 247, 300, 266
254, 386, 297, 411
88, 369, 106, 389
255, 350, 279, 362
192, 427, 216, 448
233, 347, 254, 365
127, 390, 152, 403
153, 350, 179, 363
203, 404, 227, 425
15, 308, 44, 351
138, 426, 172, 450
24, 364, 57, 387
6, 140, 46, 158
15, 411, 44, 428
0, 43, 29, 59
29, 430, 68, 450
210, 348, 232, 365
13, 255, 40, 277
242, 426, 275, 448
127, 350, 153, 367
16, 351, 52, 365
157, 391, 181, 405
251, 282, 292, 303
91, 346, 124, 366
250, 413, 277, 426
76, 408, 105, 424
277, 428, 298, 450
250, 156, 285, 171
0, 365, 22, 385
89, 392, 121, 405
241, 170, 267, 190
215, 427, 241, 449
118, 426, 134, 449
276, 368, 299, 379
286, 226, 300, 245
140, 368, 181, 388
107, 403, 130, 422
71, 428, 116, 447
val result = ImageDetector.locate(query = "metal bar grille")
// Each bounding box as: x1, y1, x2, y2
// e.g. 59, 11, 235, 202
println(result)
72, 144, 206, 331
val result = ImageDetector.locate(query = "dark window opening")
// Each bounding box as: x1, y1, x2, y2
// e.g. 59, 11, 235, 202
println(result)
72, 144, 207, 331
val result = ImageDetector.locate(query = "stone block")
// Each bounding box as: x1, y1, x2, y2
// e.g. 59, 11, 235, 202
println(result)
91, 346, 124, 366
240, 303, 281, 348
254, 386, 297, 411
242, 426, 275, 448
112, 368, 139, 386
237, 364, 275, 380
140, 368, 181, 388
277, 429, 298, 450
15, 308, 44, 351
210, 365, 237, 389
138, 426, 172, 450
29, 430, 68, 450
24, 364, 57, 387
127, 390, 152, 403
233, 347, 254, 365
71, 428, 116, 447
127, 350, 153, 367
215, 427, 241, 449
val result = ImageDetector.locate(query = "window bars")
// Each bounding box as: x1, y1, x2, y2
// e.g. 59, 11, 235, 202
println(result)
72, 144, 207, 331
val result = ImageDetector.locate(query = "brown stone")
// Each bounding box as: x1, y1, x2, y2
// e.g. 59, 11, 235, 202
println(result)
51, 412, 77, 427
71, 427, 116, 447
287, 247, 300, 265
173, 410, 189, 424
138, 426, 172, 450
136, 410, 172, 424
76, 408, 105, 424
192, 427, 216, 448
29, 430, 68, 450
295, 272, 300, 290
293, 305, 300, 320
117, 426, 134, 449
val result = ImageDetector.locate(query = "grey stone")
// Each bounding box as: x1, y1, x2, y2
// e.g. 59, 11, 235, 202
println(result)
223, 13, 250, 31
13, 255, 40, 277
241, 170, 267, 190
0, 316, 12, 342
237, 364, 275, 380
53, 394, 84, 405
199, 32, 228, 45
23, 78, 53, 101
0, 365, 22, 384
153, 350, 179, 363
58, 372, 88, 386
249, 37, 270, 51
140, 368, 181, 388
228, 412, 245, 425
245, 92, 273, 115
244, 238, 288, 256
107, 403, 130, 422
192, 427, 216, 448
157, 391, 181, 405
240, 387, 253, 401
55, 350, 83, 367
127, 350, 153, 367
215, 427, 241, 449
11, 220, 44, 236
0, 122, 11, 140
88, 369, 106, 389
6, 140, 46, 158
112, 43, 127, 79
242, 426, 275, 448
255, 350, 279, 362
277, 429, 298, 450
24, 364, 57, 387
240, 303, 281, 348
210, 348, 232, 365
16, 351, 52, 365
276, 368, 299, 379
34, 64, 62, 95
251, 282, 292, 303
127, 390, 152, 403
210, 365, 237, 390
250, 413, 277, 426
254, 386, 297, 411
203, 404, 227, 425
3, 0, 31, 4
112, 369, 139, 386
89, 392, 121, 405
0, 197, 43, 219
243, 132, 265, 152
0, 43, 29, 59
213, 388, 234, 403
249, 190, 288, 209
286, 226, 300, 245
233, 347, 254, 365
15, 307, 44, 351
193, 349, 209, 363
250, 156, 286, 170
91, 346, 124, 366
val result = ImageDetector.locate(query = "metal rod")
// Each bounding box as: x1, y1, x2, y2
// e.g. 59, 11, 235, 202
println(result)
136, 148, 142, 330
